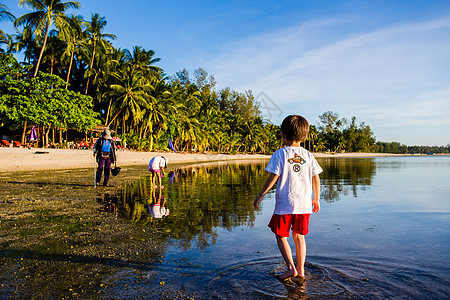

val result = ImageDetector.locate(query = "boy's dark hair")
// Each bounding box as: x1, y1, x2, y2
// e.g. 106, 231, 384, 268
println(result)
281, 115, 309, 142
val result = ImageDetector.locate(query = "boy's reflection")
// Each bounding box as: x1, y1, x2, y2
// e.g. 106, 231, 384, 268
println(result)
149, 185, 170, 219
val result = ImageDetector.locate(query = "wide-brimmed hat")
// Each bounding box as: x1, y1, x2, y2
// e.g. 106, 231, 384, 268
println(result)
102, 129, 112, 140
162, 156, 168, 167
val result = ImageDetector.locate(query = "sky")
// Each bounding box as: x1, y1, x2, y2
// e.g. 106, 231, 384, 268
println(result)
3, 0, 450, 146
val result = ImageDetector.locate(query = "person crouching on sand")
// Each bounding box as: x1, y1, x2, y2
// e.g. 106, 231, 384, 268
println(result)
254, 115, 322, 280
148, 156, 168, 189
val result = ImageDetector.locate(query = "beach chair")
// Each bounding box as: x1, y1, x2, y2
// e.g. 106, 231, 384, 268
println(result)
13, 141, 22, 148
1, 140, 11, 147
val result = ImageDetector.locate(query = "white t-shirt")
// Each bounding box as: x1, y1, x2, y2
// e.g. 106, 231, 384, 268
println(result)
266, 146, 323, 214
148, 156, 166, 171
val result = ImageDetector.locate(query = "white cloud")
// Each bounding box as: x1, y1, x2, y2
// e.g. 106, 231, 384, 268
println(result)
204, 16, 450, 145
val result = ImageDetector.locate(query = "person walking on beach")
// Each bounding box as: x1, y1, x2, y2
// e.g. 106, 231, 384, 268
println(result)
148, 156, 168, 189
93, 129, 117, 187
254, 115, 322, 280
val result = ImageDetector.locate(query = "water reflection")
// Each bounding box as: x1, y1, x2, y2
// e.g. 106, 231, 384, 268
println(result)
118, 159, 377, 249
118, 161, 269, 250
317, 158, 376, 202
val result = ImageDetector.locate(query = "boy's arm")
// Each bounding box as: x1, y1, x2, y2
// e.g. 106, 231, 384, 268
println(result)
253, 173, 279, 209
312, 174, 321, 213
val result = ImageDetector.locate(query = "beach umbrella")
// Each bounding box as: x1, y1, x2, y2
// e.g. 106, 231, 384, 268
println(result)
30, 126, 37, 141
168, 137, 176, 152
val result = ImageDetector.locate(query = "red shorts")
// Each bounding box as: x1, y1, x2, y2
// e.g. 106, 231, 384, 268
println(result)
268, 214, 310, 237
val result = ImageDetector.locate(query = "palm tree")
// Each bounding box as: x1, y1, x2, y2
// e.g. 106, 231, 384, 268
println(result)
84, 13, 116, 94
0, 2, 15, 50
58, 14, 85, 88
39, 29, 65, 75
0, 2, 15, 23
15, 0, 80, 77
9, 26, 38, 68
126, 46, 161, 78
107, 65, 152, 132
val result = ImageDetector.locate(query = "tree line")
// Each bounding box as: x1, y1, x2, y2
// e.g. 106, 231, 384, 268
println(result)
0, 1, 446, 154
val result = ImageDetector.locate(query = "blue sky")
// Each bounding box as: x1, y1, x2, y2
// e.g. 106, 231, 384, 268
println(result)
3, 0, 450, 146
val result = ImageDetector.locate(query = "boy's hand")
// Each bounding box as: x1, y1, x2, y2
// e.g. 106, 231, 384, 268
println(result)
253, 195, 264, 209
312, 198, 320, 213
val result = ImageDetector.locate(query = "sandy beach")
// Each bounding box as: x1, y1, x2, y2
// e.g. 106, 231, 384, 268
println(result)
0, 147, 408, 172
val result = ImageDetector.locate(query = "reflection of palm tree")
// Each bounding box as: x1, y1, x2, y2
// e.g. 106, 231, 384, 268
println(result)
15, 0, 80, 77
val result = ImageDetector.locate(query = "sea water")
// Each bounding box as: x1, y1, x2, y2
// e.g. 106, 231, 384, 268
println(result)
115, 156, 450, 299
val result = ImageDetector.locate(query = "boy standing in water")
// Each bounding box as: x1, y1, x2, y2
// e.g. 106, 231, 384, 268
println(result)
254, 115, 322, 280
148, 156, 168, 189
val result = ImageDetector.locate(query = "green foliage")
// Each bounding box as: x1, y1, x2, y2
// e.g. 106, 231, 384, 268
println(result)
0, 54, 99, 133
4, 4, 443, 153
316, 112, 376, 153
376, 142, 450, 154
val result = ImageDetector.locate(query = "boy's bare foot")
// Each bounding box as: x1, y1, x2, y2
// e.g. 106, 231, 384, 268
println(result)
292, 275, 306, 283
276, 268, 298, 280
296, 268, 305, 278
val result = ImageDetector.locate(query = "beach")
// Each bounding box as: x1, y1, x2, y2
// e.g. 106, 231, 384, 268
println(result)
0, 147, 406, 172
1, 147, 447, 298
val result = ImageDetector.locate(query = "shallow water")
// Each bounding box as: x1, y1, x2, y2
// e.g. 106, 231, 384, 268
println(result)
114, 156, 450, 299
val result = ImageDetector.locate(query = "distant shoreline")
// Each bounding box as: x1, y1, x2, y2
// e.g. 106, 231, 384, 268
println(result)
0, 148, 446, 172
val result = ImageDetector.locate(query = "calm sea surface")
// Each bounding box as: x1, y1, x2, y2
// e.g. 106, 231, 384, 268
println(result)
114, 156, 450, 299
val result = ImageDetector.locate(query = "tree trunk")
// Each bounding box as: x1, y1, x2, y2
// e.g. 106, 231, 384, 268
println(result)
21, 120, 27, 145
44, 126, 51, 148
65, 46, 75, 89
85, 41, 96, 95
105, 98, 112, 126
34, 24, 50, 78
50, 57, 54, 75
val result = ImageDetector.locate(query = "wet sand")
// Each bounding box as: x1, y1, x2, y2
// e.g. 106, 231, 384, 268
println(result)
0, 147, 406, 172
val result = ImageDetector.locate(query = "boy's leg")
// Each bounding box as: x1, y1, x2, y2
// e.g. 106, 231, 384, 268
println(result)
292, 232, 306, 277
276, 234, 298, 279
157, 173, 163, 188
151, 171, 157, 188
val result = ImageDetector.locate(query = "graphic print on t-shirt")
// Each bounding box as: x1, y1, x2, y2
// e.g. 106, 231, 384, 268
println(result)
287, 153, 306, 172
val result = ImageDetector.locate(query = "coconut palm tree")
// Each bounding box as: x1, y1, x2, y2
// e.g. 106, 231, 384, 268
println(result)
9, 26, 38, 68
0, 2, 15, 50
0, 2, 15, 23
126, 46, 161, 79
84, 13, 116, 94
107, 64, 152, 132
141, 77, 176, 150
39, 29, 65, 75
58, 14, 85, 88
15, 0, 80, 77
